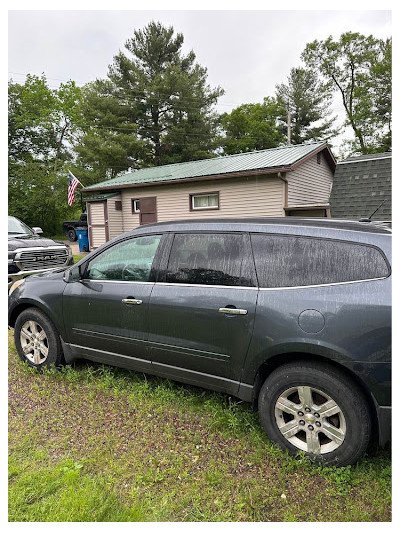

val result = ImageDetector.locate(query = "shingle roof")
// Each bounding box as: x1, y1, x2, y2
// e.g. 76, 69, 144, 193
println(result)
330, 153, 392, 221
84, 141, 334, 191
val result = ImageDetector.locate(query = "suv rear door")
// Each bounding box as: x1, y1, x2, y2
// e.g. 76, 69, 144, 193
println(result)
147, 231, 258, 394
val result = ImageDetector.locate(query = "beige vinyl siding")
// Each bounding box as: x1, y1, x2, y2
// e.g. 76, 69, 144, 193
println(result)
121, 174, 285, 231
107, 196, 123, 239
287, 153, 333, 207
91, 227, 107, 248
89, 202, 105, 224
87, 202, 107, 249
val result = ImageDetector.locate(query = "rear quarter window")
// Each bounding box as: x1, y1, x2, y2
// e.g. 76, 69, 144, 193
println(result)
251, 234, 390, 288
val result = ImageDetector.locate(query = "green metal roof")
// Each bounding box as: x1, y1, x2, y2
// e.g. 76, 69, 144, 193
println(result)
84, 192, 120, 201
84, 141, 334, 191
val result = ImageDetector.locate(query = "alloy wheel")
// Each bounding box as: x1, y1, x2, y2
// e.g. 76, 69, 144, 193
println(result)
274, 385, 346, 455
19, 320, 49, 365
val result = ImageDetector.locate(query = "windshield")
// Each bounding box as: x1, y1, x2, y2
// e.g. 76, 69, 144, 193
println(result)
8, 217, 34, 236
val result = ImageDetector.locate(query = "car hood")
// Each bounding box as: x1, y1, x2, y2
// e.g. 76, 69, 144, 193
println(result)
8, 235, 68, 251
25, 268, 69, 282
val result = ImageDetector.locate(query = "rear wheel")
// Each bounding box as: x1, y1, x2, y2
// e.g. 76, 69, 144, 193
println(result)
258, 361, 371, 466
67, 228, 77, 241
14, 308, 65, 369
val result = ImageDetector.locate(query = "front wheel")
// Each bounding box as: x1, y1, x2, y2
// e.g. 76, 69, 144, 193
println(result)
14, 307, 65, 369
258, 361, 372, 466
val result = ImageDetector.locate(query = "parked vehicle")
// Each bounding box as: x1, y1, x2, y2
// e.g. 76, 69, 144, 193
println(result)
8, 216, 73, 289
62, 212, 87, 242
8, 218, 391, 465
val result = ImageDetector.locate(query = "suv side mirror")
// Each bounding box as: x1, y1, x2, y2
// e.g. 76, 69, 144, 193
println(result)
32, 227, 43, 235
64, 264, 83, 283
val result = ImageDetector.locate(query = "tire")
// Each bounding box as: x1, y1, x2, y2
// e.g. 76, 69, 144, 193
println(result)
67, 228, 77, 242
14, 307, 65, 369
258, 360, 371, 466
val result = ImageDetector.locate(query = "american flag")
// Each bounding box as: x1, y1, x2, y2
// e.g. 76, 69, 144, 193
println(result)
68, 171, 80, 206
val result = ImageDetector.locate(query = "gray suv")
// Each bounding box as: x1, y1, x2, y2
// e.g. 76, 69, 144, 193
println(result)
8, 218, 391, 466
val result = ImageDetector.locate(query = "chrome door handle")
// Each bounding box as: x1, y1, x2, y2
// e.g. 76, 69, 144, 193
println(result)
122, 298, 143, 305
218, 307, 248, 315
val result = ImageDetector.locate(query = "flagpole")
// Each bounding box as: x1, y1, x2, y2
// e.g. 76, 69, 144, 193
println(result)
68, 169, 85, 188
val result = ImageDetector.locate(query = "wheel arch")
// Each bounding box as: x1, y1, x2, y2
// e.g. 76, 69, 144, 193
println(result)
9, 300, 64, 336
251, 351, 379, 449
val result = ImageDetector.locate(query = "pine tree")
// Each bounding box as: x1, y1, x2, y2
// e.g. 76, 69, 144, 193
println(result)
78, 21, 224, 172
276, 67, 339, 145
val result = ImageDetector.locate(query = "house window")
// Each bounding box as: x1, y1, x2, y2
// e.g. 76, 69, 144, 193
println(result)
132, 199, 141, 213
317, 152, 322, 164
115, 201, 122, 211
190, 192, 219, 211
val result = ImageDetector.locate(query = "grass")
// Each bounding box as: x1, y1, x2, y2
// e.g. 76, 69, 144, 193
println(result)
8, 331, 391, 522
73, 254, 85, 263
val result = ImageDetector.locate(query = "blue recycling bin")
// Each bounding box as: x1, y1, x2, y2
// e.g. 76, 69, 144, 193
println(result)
76, 227, 89, 252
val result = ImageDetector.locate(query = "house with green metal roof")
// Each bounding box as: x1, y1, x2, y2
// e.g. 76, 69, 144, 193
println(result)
83, 141, 336, 249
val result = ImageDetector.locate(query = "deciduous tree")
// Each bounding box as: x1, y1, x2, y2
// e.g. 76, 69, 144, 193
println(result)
302, 32, 391, 154
8, 75, 83, 234
220, 98, 285, 154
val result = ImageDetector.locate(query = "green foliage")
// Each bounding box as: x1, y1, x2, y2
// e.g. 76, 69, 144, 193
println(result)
220, 97, 285, 154
8, 75, 83, 234
75, 79, 147, 183
276, 67, 339, 144
77, 21, 224, 175
302, 32, 392, 154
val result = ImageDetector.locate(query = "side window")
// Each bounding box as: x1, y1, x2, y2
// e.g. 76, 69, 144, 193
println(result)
85, 234, 162, 282
165, 233, 249, 286
251, 234, 389, 288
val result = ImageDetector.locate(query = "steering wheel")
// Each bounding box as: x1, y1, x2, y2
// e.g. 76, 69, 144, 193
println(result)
87, 267, 107, 280
122, 264, 148, 281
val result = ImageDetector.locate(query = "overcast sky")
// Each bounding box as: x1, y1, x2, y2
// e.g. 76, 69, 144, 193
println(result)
8, 9, 392, 151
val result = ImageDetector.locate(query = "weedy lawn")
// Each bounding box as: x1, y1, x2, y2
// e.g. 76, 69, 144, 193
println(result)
8, 332, 391, 522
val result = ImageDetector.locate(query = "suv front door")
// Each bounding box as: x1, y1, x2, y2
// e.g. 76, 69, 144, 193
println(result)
147, 232, 258, 394
63, 234, 163, 370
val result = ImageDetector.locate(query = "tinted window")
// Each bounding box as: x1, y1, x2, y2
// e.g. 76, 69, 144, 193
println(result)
85, 235, 162, 282
251, 234, 389, 288
166, 233, 248, 286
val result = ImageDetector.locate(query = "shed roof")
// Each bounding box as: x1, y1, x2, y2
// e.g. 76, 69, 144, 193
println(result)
84, 141, 335, 192
85, 192, 120, 201
330, 152, 392, 221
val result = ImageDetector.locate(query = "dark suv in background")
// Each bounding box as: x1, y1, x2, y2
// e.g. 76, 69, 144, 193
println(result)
8, 218, 391, 466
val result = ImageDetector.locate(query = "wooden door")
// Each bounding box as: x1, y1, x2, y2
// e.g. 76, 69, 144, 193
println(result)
139, 197, 157, 225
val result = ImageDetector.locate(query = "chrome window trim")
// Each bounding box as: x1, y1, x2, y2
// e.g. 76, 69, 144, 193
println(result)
82, 277, 387, 290
156, 282, 257, 290
82, 279, 155, 285
258, 276, 387, 291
